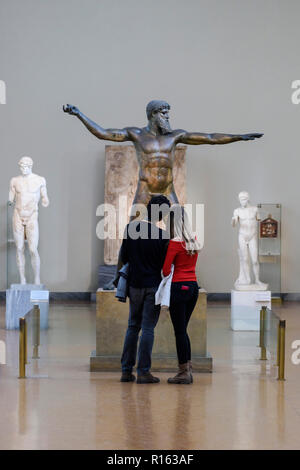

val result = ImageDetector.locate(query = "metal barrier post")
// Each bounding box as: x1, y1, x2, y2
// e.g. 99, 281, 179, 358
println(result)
19, 317, 26, 379
278, 320, 286, 381
24, 319, 28, 364
32, 305, 40, 359
277, 322, 280, 367
260, 307, 267, 361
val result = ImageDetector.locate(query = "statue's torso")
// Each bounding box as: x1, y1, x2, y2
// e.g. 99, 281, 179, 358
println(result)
130, 129, 178, 194
12, 174, 44, 217
236, 206, 258, 241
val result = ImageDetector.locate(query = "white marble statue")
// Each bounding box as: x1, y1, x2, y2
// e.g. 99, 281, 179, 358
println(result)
232, 191, 268, 291
8, 156, 49, 285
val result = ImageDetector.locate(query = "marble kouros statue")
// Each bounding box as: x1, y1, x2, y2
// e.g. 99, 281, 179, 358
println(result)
63, 100, 263, 207
232, 191, 268, 291
8, 157, 49, 285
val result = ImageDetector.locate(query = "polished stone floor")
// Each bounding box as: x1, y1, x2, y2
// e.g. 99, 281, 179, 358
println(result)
0, 300, 300, 450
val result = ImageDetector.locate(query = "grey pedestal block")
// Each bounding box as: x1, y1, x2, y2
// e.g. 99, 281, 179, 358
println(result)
98, 264, 117, 288
6, 284, 49, 329
90, 350, 213, 373
90, 288, 213, 373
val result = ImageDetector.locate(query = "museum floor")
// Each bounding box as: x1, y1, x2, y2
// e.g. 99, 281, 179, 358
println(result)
0, 300, 300, 450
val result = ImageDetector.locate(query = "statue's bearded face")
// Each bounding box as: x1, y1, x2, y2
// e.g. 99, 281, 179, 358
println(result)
154, 108, 172, 134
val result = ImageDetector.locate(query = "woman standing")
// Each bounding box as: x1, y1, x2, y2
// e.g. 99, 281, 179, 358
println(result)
162, 206, 201, 384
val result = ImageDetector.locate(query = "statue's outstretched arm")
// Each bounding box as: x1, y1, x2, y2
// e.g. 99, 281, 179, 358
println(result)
177, 131, 263, 145
40, 178, 50, 208
63, 104, 130, 142
232, 209, 239, 227
8, 178, 16, 204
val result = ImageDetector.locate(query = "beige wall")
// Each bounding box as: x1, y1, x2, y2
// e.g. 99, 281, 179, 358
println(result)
0, 0, 299, 292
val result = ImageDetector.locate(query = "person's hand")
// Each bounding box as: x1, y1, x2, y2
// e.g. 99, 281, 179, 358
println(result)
241, 133, 263, 141
63, 104, 80, 116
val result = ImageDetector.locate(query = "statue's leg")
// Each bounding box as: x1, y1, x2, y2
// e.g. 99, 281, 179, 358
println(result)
129, 185, 150, 221
107, 188, 151, 290
108, 185, 174, 290
26, 213, 41, 285
249, 236, 261, 284
13, 211, 26, 285
237, 235, 251, 285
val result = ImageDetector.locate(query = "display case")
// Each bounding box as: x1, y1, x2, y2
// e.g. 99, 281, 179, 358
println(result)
257, 203, 281, 295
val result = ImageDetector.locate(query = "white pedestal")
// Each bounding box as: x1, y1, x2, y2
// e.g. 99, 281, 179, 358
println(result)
231, 289, 271, 331
6, 284, 49, 330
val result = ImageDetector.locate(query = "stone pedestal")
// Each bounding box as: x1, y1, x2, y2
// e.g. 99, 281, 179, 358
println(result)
231, 289, 271, 331
98, 264, 117, 288
90, 288, 212, 372
6, 284, 49, 329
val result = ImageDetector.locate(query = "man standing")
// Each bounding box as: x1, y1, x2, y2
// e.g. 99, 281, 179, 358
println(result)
120, 195, 170, 384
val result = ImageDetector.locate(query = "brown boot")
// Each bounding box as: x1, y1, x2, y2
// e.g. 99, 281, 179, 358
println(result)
168, 363, 192, 384
188, 360, 193, 383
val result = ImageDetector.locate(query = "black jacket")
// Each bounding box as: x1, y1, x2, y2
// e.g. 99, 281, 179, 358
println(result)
120, 220, 169, 288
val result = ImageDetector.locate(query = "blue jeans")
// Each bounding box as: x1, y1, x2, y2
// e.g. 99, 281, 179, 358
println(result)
121, 286, 160, 375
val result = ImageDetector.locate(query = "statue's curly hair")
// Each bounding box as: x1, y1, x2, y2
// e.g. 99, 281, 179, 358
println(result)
146, 100, 170, 120
18, 156, 33, 167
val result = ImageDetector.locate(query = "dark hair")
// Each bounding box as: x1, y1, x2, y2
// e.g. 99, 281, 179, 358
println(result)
147, 195, 171, 222
146, 100, 170, 120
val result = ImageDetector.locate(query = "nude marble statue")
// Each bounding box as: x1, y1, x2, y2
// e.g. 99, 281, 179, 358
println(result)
232, 191, 267, 291
8, 157, 49, 285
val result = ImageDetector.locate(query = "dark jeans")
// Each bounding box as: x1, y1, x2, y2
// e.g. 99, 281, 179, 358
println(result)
169, 281, 199, 365
121, 286, 160, 375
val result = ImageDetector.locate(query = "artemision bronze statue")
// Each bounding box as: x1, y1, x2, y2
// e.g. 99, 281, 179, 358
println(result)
63, 100, 263, 205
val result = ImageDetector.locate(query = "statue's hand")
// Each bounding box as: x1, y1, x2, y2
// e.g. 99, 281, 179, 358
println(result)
41, 198, 49, 208
63, 104, 80, 116
241, 133, 263, 141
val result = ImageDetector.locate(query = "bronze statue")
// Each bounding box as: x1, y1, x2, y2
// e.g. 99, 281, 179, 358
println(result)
63, 100, 263, 206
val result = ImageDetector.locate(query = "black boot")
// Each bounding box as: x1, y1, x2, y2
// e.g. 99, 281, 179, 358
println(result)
120, 371, 136, 382
137, 372, 160, 384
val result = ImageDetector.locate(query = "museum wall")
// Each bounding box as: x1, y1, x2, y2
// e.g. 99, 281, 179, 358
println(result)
0, 0, 299, 292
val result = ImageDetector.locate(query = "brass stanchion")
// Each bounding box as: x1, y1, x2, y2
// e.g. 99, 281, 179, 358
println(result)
259, 308, 263, 347
277, 322, 280, 367
278, 320, 286, 381
260, 306, 267, 361
19, 317, 26, 379
24, 319, 28, 364
32, 305, 40, 359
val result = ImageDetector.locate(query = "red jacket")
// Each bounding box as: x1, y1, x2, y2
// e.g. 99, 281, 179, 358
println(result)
162, 240, 198, 283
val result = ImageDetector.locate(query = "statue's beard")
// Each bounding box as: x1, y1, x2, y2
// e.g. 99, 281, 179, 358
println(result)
157, 115, 172, 134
